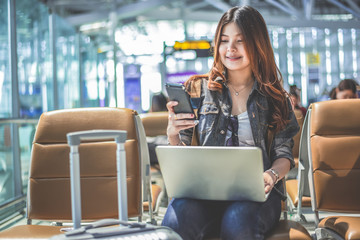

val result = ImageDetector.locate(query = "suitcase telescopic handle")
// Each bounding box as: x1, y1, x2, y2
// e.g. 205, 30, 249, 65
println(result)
67, 129, 127, 145
67, 130, 128, 229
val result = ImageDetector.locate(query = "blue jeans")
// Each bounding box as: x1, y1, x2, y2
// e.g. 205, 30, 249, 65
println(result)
161, 191, 281, 240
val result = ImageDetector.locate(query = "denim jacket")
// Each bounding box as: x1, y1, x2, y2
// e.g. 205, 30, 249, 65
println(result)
180, 77, 300, 172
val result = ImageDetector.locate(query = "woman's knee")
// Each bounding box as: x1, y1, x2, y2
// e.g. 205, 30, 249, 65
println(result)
221, 201, 262, 240
224, 201, 259, 220
171, 198, 204, 214
162, 198, 213, 240
162, 198, 205, 226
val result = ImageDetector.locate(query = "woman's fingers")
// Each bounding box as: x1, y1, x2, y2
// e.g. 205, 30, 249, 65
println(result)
167, 117, 198, 134
166, 101, 178, 113
263, 172, 275, 194
167, 100, 198, 138
264, 183, 272, 194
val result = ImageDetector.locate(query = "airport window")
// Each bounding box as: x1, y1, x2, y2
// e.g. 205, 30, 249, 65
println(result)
80, 35, 99, 107
0, 0, 11, 118
16, 0, 51, 118
55, 16, 80, 109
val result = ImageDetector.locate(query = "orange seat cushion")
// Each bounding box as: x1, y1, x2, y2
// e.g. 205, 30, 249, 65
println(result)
143, 184, 162, 211
286, 179, 311, 207
266, 220, 312, 240
319, 216, 360, 240
0, 225, 64, 239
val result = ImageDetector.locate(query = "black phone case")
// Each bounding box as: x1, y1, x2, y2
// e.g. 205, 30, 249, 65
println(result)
166, 83, 195, 115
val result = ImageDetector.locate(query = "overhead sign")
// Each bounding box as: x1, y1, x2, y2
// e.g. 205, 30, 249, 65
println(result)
173, 40, 211, 50
306, 53, 320, 66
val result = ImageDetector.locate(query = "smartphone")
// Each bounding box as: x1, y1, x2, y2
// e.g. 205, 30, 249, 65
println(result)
165, 83, 195, 116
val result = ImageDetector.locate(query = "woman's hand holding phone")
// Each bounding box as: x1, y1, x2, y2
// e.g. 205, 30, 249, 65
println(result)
166, 101, 198, 145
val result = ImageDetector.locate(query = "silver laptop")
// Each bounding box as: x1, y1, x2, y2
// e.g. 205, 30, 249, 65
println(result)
155, 146, 268, 202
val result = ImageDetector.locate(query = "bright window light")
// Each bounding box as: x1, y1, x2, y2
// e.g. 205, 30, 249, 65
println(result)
116, 63, 125, 108
338, 29, 343, 46
272, 31, 279, 49
195, 60, 203, 72
208, 57, 214, 69
299, 32, 305, 48
326, 50, 332, 74
352, 29, 358, 73
99, 79, 106, 100
117, 20, 186, 56
106, 59, 114, 82
326, 73, 332, 85
0, 71, 4, 103
86, 80, 98, 100
98, 64, 105, 79
287, 53, 293, 75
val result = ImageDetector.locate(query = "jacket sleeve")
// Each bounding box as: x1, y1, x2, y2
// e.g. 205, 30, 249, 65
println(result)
179, 78, 203, 145
179, 127, 194, 146
270, 99, 300, 169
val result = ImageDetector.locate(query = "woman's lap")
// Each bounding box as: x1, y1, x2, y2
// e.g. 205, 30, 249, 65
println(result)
162, 191, 281, 240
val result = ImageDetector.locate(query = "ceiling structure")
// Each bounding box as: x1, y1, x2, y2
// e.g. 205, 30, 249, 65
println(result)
39, 0, 360, 46
41, 0, 360, 28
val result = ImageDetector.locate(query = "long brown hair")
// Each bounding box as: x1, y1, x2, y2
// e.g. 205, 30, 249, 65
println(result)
206, 6, 290, 131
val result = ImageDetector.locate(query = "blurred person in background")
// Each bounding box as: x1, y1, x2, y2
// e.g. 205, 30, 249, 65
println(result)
289, 85, 307, 118
330, 79, 358, 99
150, 92, 168, 112
147, 92, 168, 167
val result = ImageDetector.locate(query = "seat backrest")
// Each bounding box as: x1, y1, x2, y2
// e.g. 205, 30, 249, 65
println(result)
307, 99, 360, 216
27, 108, 142, 222
140, 112, 168, 137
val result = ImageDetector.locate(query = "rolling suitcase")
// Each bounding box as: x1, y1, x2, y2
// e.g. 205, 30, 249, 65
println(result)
50, 130, 182, 240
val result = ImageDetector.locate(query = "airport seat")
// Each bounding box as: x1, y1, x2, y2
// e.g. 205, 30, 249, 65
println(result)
286, 179, 311, 211
0, 107, 156, 239
140, 111, 169, 212
140, 111, 168, 173
305, 99, 360, 239
142, 184, 162, 212
140, 111, 168, 137
265, 181, 312, 240
286, 109, 312, 221
266, 219, 312, 240
292, 109, 304, 169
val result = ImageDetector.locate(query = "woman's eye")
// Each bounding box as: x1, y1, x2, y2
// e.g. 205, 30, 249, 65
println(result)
220, 39, 228, 42
237, 39, 243, 43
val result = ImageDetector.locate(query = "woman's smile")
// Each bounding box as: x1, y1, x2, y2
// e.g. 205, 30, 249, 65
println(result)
226, 55, 242, 61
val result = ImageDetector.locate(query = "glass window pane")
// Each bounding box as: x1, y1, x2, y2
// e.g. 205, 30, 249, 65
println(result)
81, 35, 99, 107
19, 122, 36, 193
0, 1, 11, 118
56, 16, 79, 109
16, 0, 52, 118
0, 123, 14, 203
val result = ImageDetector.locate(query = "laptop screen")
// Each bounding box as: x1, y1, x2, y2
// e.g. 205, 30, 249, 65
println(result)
155, 146, 267, 202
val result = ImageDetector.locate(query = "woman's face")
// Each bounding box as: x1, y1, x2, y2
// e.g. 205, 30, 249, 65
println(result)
336, 89, 356, 99
219, 22, 251, 74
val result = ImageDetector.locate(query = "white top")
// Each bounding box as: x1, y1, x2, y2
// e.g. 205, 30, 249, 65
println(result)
225, 111, 255, 146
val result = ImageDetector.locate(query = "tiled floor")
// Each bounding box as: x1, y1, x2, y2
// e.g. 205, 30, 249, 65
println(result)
153, 205, 318, 238
3, 194, 360, 239
4, 206, 360, 239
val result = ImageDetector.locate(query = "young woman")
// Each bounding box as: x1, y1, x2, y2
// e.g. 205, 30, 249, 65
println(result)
289, 85, 307, 117
330, 79, 358, 99
164, 6, 299, 239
